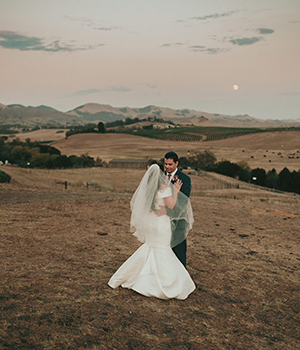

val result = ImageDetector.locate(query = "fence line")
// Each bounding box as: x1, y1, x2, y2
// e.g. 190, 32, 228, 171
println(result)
11, 165, 295, 195
55, 180, 68, 189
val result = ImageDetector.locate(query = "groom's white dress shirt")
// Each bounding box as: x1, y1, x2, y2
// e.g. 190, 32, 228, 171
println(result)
167, 168, 178, 183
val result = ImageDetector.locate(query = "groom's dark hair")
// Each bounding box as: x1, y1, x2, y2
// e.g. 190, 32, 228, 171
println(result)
165, 151, 178, 163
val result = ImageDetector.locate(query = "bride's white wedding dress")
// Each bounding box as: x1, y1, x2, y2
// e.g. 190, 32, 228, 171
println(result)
108, 187, 195, 300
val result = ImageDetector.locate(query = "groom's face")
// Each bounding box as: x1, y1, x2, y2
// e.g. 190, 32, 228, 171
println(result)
164, 158, 178, 174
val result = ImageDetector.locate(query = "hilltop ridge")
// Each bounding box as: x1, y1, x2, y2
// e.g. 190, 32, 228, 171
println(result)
1, 102, 299, 128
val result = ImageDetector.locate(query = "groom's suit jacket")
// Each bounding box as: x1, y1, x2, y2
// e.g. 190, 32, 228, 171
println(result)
171, 169, 191, 198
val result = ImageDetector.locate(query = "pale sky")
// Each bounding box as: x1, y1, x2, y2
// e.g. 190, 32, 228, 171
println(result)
1, 0, 300, 120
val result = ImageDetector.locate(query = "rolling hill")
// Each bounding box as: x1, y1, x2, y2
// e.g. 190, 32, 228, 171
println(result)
48, 130, 300, 172
0, 104, 85, 127
1, 102, 299, 128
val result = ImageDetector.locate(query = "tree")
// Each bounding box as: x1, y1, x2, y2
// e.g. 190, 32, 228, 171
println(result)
237, 160, 251, 171
278, 167, 292, 192
52, 155, 72, 169
215, 160, 241, 178
265, 169, 278, 189
97, 122, 106, 133
251, 168, 267, 186
199, 150, 217, 169
235, 167, 251, 182
11, 146, 32, 165
79, 154, 95, 167
186, 150, 217, 170
39, 145, 61, 155
30, 153, 52, 168
95, 157, 104, 167
142, 124, 153, 130
290, 171, 300, 194
68, 154, 95, 168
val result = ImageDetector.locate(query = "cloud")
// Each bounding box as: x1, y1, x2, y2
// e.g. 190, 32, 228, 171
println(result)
161, 42, 228, 54
68, 86, 132, 97
161, 42, 186, 47
0, 30, 103, 52
229, 37, 262, 46
71, 89, 104, 97
189, 45, 205, 50
65, 15, 119, 32
189, 46, 229, 54
146, 84, 158, 89
257, 28, 274, 34
110, 86, 132, 92
190, 11, 236, 21
93, 27, 117, 31
226, 28, 273, 47
64, 15, 93, 25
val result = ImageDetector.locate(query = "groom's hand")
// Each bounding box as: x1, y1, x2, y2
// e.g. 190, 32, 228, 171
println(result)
153, 205, 167, 217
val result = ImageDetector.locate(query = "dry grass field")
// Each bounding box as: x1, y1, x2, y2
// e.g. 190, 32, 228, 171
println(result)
50, 131, 300, 172
1, 131, 300, 349
3, 128, 300, 172
1, 164, 300, 350
5, 129, 67, 143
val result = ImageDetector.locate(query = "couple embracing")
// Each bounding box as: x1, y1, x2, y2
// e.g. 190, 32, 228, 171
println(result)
108, 151, 195, 300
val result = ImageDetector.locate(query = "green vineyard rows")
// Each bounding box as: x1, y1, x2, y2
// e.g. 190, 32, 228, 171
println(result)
124, 126, 300, 142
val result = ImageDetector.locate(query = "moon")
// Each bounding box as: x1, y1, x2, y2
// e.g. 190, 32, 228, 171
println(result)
233, 84, 239, 90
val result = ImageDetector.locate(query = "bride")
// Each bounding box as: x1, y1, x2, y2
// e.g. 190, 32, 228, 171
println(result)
108, 164, 195, 300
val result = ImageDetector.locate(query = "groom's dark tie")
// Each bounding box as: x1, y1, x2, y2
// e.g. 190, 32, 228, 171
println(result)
168, 174, 171, 181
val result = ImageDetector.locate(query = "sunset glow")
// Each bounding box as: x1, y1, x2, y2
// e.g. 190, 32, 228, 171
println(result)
0, 0, 299, 120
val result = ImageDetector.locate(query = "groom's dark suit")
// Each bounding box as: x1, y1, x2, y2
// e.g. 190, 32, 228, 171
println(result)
170, 168, 191, 268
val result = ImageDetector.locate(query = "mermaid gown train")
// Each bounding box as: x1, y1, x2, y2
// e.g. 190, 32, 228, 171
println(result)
108, 188, 195, 300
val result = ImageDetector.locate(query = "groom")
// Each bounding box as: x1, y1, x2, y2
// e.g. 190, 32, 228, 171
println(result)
163, 151, 191, 268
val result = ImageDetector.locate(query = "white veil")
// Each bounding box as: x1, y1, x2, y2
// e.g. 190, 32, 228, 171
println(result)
130, 164, 194, 247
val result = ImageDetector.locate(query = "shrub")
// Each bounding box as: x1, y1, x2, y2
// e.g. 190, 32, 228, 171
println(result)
251, 168, 267, 186
0, 170, 11, 183
30, 153, 52, 168
182, 150, 217, 170
214, 161, 242, 178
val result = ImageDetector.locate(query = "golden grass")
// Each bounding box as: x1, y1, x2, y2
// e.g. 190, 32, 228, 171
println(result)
2, 166, 266, 196
51, 131, 300, 172
1, 131, 300, 349
0, 179, 299, 349
3, 129, 300, 172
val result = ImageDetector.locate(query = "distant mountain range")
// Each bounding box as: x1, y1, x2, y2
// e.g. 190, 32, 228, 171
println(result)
0, 102, 299, 128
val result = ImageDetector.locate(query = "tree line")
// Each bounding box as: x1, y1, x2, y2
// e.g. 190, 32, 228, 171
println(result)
0, 137, 105, 170
1, 138, 299, 195
176, 150, 300, 195
66, 122, 106, 138
105, 116, 174, 129
65, 117, 175, 138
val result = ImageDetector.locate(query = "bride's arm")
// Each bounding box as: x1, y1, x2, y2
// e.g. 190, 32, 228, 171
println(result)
163, 179, 182, 209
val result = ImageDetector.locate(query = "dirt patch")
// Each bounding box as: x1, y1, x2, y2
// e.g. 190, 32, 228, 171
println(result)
1, 176, 299, 349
